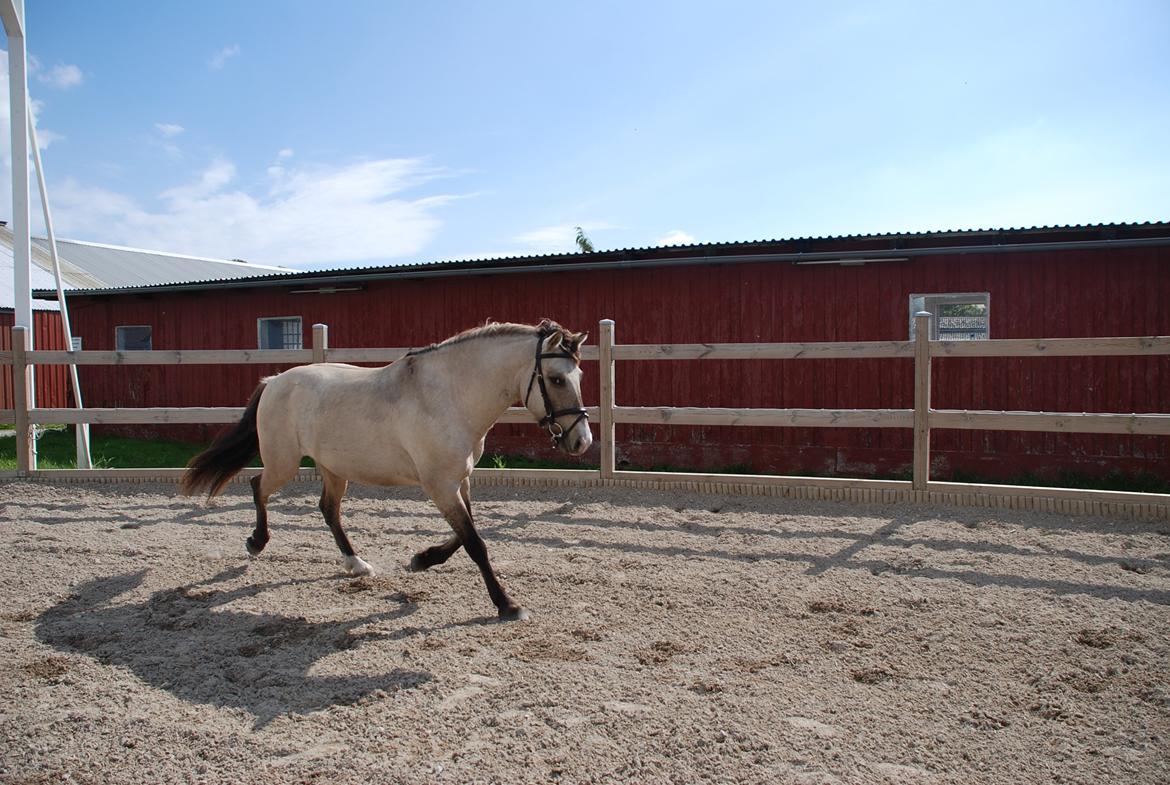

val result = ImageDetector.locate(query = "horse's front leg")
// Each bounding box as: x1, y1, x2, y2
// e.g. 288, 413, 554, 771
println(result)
423, 477, 527, 621
409, 479, 471, 571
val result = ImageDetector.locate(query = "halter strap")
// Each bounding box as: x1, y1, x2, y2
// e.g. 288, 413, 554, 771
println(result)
525, 328, 588, 446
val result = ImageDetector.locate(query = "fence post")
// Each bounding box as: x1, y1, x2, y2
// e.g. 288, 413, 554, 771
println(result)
312, 324, 328, 364
912, 311, 932, 491
598, 319, 616, 479
12, 326, 35, 473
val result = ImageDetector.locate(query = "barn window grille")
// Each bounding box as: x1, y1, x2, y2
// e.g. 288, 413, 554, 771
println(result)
115, 325, 152, 351
909, 293, 989, 341
258, 316, 303, 350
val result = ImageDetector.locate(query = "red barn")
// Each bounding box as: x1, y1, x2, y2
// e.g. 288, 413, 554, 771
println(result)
39, 223, 1170, 485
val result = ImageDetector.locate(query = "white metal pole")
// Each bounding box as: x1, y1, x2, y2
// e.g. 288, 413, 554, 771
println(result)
29, 110, 92, 468
3, 0, 30, 333
3, 0, 36, 470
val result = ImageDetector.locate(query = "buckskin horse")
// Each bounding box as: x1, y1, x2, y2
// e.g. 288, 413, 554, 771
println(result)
181, 320, 591, 621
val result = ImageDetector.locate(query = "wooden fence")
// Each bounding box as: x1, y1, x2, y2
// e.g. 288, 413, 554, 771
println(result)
3, 316, 1170, 519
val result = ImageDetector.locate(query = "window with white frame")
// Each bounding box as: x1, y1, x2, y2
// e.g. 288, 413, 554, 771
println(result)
115, 325, 152, 351
909, 293, 989, 340
258, 316, 303, 350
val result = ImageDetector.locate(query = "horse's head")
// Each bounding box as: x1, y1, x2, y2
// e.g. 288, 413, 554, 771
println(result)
523, 321, 593, 457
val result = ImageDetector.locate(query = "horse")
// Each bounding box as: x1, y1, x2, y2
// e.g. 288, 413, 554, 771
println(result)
180, 319, 592, 621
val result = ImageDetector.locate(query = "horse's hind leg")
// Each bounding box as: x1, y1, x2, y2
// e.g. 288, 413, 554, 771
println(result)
424, 477, 526, 621
245, 474, 270, 556
245, 450, 298, 557
319, 467, 374, 576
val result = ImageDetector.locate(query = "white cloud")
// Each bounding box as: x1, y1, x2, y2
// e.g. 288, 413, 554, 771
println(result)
37, 63, 83, 89
33, 128, 64, 149
159, 158, 236, 203
655, 229, 696, 246
277, 148, 294, 160
209, 45, 240, 70
48, 156, 459, 266
155, 123, 184, 138
0, 51, 68, 221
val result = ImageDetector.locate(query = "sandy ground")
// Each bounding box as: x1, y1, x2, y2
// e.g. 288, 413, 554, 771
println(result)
0, 479, 1168, 785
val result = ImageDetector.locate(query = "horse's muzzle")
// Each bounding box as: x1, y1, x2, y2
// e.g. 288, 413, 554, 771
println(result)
565, 427, 593, 457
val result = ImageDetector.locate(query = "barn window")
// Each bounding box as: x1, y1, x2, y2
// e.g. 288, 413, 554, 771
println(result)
258, 316, 303, 350
115, 325, 152, 351
909, 293, 989, 340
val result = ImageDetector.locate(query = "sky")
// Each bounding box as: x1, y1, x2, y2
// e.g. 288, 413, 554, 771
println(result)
1, 0, 1167, 269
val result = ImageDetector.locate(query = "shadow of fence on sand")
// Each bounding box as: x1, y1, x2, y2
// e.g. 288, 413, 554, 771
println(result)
483, 507, 1170, 606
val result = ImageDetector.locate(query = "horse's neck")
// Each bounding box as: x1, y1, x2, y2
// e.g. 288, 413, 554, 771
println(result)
426, 335, 531, 434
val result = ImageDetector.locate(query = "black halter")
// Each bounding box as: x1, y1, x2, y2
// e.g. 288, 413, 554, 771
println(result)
524, 329, 589, 447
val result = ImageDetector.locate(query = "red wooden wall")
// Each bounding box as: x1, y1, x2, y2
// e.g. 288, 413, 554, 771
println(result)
1, 310, 69, 409
60, 244, 1170, 482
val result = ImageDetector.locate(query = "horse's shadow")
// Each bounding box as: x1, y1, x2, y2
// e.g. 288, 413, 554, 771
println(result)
35, 567, 432, 727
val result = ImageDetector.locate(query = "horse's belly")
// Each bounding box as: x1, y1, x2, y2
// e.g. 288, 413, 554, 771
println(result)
310, 440, 420, 488
315, 449, 421, 484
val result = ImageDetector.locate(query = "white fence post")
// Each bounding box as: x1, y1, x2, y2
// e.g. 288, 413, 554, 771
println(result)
11, 325, 35, 473
912, 311, 932, 491
599, 319, 616, 479
312, 324, 328, 364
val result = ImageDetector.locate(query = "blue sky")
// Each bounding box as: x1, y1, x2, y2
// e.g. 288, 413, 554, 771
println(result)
3, 1, 1168, 268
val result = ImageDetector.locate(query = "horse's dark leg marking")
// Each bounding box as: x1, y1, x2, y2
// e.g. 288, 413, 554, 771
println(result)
319, 471, 355, 558
409, 482, 469, 571
409, 535, 461, 572
428, 479, 526, 621
245, 474, 270, 556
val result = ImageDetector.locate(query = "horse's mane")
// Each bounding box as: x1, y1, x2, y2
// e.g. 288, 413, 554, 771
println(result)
405, 319, 582, 359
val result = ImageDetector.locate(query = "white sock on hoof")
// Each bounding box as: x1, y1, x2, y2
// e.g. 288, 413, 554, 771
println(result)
344, 555, 375, 576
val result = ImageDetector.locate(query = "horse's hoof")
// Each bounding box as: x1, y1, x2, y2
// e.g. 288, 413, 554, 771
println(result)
498, 606, 530, 622
344, 555, 375, 577
407, 554, 429, 572
245, 537, 264, 557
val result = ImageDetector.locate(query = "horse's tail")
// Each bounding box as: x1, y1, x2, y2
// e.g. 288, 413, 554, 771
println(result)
180, 381, 267, 498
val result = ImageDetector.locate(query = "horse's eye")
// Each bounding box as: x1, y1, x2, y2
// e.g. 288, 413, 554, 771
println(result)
550, 376, 565, 386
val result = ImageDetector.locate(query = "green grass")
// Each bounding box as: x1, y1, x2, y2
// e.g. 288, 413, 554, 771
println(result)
0, 426, 312, 470
476, 452, 599, 471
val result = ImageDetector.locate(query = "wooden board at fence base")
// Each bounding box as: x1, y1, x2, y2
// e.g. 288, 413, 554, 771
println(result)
1, 468, 1166, 519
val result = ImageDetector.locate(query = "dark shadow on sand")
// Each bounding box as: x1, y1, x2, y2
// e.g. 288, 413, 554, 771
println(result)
35, 567, 433, 727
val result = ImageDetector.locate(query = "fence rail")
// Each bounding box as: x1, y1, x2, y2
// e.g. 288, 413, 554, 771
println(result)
4, 319, 1169, 519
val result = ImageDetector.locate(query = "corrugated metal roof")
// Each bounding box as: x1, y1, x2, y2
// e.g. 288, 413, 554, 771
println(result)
31, 220, 1170, 298
1, 241, 64, 311
28, 237, 297, 288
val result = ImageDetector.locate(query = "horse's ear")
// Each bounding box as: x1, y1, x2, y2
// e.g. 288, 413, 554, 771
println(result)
571, 331, 588, 347
542, 331, 564, 351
